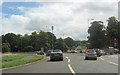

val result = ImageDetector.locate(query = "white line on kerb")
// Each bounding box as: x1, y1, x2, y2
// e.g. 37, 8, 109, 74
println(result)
100, 57, 105, 61
68, 64, 76, 74
109, 62, 118, 66
68, 59, 70, 63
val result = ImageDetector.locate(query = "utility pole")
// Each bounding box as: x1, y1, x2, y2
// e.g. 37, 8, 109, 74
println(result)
63, 33, 64, 52
52, 26, 54, 50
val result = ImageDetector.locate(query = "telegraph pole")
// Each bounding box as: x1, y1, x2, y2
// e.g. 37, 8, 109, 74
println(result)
52, 26, 54, 50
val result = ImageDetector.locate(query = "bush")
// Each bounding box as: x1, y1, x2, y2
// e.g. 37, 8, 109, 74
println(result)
2, 43, 11, 53
23, 46, 34, 52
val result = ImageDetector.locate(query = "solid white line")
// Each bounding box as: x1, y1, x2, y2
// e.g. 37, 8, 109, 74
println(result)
68, 64, 76, 74
100, 57, 105, 61
109, 62, 118, 66
68, 59, 70, 63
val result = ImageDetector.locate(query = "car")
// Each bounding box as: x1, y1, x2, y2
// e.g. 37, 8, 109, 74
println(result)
82, 50, 86, 53
50, 50, 63, 61
71, 50, 77, 53
100, 50, 106, 55
94, 49, 101, 57
46, 50, 53, 56
85, 49, 97, 60
37, 51, 44, 55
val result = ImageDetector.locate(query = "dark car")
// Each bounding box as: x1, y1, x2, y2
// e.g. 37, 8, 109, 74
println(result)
46, 50, 53, 56
94, 49, 101, 57
100, 50, 106, 55
50, 50, 63, 61
85, 49, 97, 60
37, 51, 44, 55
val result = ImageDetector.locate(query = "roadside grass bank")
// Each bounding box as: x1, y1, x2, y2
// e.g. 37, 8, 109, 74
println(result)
1, 53, 44, 68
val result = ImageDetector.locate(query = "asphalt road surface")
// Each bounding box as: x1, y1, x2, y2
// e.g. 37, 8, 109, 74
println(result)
2, 53, 119, 74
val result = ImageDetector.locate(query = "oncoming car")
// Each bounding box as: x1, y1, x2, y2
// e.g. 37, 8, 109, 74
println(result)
85, 49, 97, 60
50, 50, 63, 61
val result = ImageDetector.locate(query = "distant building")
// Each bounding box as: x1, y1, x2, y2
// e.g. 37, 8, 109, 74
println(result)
118, 1, 120, 20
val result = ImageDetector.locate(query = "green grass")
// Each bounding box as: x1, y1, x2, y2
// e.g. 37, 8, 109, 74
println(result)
2, 55, 26, 62
2, 54, 44, 68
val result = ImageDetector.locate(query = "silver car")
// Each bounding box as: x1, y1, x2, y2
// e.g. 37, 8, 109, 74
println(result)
50, 50, 63, 61
85, 49, 97, 60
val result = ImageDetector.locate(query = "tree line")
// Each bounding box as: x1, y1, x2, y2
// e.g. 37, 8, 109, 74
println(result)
88, 16, 120, 50
1, 31, 86, 53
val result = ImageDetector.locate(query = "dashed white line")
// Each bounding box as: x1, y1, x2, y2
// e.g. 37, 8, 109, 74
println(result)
68, 59, 70, 63
109, 62, 118, 66
66, 57, 68, 59
68, 64, 76, 74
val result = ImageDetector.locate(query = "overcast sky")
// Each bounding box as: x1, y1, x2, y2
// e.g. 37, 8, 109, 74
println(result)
0, 0, 119, 40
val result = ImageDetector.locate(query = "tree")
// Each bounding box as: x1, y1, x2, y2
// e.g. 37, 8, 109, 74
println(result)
106, 16, 119, 48
64, 37, 75, 47
88, 21, 105, 48
2, 43, 11, 53
23, 46, 34, 52
2, 33, 18, 52
46, 32, 56, 50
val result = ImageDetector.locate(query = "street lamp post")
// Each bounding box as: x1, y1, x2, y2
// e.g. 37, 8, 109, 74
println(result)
63, 33, 64, 52
52, 26, 54, 50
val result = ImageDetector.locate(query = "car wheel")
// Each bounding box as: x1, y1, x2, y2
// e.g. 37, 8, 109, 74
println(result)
85, 57, 88, 60
50, 58, 53, 61
61, 58, 63, 61
94, 58, 97, 60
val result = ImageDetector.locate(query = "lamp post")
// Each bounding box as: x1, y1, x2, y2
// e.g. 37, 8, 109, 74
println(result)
52, 26, 54, 50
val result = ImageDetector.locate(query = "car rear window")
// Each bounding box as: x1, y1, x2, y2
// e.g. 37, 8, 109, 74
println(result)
53, 50, 61, 52
87, 50, 95, 53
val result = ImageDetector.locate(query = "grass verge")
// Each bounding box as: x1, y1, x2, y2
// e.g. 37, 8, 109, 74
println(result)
2, 55, 44, 68
2, 55, 26, 62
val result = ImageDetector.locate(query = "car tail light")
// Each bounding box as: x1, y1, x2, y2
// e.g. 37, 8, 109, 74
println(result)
85, 52, 88, 54
95, 53, 97, 55
51, 52, 53, 53
98, 51, 100, 53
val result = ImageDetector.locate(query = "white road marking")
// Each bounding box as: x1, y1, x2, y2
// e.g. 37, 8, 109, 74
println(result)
68, 59, 70, 63
100, 57, 105, 61
68, 64, 76, 74
66, 57, 68, 59
109, 62, 118, 66
100, 56, 118, 66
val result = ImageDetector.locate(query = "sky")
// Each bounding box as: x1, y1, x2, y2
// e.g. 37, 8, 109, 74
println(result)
1, 0, 119, 40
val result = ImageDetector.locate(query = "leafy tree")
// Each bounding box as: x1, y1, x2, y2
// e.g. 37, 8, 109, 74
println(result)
106, 16, 120, 49
64, 37, 75, 47
23, 46, 34, 52
88, 21, 105, 48
2, 43, 11, 53
2, 33, 18, 52
46, 32, 56, 50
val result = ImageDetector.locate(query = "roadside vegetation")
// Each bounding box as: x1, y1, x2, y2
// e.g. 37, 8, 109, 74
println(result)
1, 53, 44, 68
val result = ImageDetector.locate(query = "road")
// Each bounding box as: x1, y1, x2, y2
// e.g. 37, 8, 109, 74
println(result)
2, 53, 119, 75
